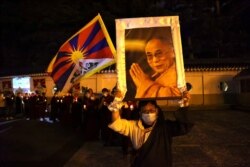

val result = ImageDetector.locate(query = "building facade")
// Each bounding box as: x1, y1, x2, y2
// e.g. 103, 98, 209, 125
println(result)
0, 59, 249, 108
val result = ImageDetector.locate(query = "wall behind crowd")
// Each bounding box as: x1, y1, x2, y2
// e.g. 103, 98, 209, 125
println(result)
0, 70, 244, 107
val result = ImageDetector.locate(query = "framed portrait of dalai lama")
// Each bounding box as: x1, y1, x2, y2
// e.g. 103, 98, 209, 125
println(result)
115, 16, 186, 100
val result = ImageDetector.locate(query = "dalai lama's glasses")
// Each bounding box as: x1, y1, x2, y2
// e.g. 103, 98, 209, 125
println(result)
146, 50, 172, 62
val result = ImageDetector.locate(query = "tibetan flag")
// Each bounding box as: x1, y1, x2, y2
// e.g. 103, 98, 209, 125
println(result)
47, 14, 116, 93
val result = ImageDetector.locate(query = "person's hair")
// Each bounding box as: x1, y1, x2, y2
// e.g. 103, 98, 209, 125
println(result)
88, 88, 93, 92
138, 100, 158, 110
102, 88, 109, 93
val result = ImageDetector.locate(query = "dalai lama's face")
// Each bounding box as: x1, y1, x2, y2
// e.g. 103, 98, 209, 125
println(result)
145, 38, 175, 74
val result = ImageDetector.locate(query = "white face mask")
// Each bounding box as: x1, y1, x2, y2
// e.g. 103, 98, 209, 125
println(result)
141, 113, 157, 125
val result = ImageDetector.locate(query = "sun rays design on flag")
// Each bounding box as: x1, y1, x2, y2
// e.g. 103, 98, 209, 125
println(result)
71, 50, 85, 64
51, 20, 114, 91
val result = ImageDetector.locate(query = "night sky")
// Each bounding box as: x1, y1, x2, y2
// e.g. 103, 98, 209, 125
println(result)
1, 0, 250, 77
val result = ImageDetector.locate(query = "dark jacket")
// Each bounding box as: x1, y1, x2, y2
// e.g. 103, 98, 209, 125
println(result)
131, 107, 193, 167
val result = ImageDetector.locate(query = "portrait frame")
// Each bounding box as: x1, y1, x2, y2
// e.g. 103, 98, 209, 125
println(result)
115, 16, 186, 100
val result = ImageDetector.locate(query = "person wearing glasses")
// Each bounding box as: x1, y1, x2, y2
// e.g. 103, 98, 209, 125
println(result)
129, 37, 181, 98
108, 90, 193, 167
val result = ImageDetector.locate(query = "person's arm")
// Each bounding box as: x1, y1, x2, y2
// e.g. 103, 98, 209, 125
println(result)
107, 90, 124, 122
108, 102, 132, 137
107, 92, 132, 136
170, 107, 193, 136
108, 97, 129, 122
167, 91, 194, 136
110, 107, 120, 122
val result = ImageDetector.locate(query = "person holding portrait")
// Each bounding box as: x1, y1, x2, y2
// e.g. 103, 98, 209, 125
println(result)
129, 37, 181, 98
108, 90, 193, 167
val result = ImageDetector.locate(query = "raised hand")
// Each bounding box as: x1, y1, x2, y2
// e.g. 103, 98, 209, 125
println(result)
129, 63, 150, 88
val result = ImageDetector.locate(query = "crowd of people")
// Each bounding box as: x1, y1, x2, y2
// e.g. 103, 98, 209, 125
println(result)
0, 86, 193, 166
0, 91, 47, 121
0, 87, 139, 155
